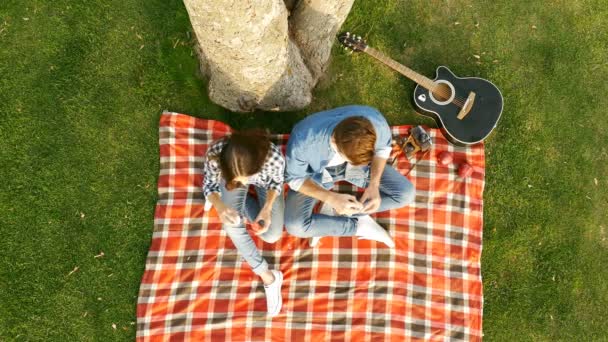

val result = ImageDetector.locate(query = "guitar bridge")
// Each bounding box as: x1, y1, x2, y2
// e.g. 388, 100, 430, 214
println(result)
457, 91, 476, 120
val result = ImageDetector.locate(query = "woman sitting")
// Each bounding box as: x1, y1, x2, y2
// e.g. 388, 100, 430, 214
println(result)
203, 129, 285, 316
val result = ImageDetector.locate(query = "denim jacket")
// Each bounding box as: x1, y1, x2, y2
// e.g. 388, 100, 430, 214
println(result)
285, 105, 392, 191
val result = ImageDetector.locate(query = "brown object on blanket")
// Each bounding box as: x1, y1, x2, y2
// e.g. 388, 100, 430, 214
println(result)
392, 126, 432, 167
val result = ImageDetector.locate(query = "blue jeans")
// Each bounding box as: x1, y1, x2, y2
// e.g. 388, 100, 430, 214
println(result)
221, 185, 284, 275
284, 164, 415, 238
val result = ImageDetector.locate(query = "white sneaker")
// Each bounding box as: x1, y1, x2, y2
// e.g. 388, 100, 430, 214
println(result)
355, 215, 395, 248
310, 202, 337, 247
264, 270, 283, 317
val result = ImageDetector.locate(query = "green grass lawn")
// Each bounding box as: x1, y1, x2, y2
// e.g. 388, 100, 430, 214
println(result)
1, 0, 607, 340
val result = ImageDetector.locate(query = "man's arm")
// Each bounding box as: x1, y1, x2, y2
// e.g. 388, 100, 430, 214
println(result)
298, 178, 363, 215
285, 136, 361, 212
360, 156, 387, 213
296, 178, 333, 202
368, 155, 387, 189
361, 108, 392, 212
285, 132, 312, 191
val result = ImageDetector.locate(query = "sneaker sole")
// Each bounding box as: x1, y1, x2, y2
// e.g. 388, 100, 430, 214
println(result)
269, 271, 283, 317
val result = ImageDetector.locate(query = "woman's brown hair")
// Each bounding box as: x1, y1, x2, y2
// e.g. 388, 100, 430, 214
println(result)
218, 129, 271, 190
332, 116, 376, 165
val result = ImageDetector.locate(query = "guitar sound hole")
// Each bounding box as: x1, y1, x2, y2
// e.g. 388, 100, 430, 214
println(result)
432, 83, 452, 102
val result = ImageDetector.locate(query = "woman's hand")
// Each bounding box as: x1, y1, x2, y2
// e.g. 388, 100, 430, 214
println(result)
253, 189, 279, 235
208, 193, 242, 226
252, 207, 272, 235
217, 205, 241, 226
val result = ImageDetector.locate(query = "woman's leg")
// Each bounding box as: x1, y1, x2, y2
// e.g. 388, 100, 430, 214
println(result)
220, 185, 270, 276
252, 187, 285, 244
223, 185, 283, 316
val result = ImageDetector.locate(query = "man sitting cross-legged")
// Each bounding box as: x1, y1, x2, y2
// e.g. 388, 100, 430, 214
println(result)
284, 105, 415, 247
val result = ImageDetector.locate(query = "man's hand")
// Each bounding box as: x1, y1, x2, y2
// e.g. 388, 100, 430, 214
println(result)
328, 192, 363, 216
217, 205, 241, 226
360, 184, 381, 214
253, 207, 272, 235
361, 156, 387, 214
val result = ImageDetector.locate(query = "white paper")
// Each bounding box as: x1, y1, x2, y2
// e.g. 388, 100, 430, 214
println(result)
321, 169, 333, 183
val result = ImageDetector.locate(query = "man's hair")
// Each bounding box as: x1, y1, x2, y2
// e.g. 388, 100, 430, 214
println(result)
218, 129, 271, 190
332, 116, 376, 165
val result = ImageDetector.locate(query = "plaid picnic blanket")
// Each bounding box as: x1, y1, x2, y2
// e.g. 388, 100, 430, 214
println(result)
136, 112, 485, 341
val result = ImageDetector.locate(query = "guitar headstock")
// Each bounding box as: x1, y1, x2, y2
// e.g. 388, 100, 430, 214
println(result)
338, 32, 367, 52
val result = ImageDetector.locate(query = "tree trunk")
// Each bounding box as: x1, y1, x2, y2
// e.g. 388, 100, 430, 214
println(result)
183, 0, 354, 112
290, 0, 355, 83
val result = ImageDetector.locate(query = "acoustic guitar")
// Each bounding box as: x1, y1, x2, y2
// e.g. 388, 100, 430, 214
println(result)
338, 32, 503, 146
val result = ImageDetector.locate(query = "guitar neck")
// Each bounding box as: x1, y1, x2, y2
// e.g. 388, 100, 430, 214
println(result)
364, 47, 436, 90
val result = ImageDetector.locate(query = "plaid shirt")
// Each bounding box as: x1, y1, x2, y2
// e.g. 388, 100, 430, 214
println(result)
203, 138, 285, 197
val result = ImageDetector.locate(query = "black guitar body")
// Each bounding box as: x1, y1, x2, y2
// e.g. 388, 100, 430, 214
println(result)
413, 66, 503, 146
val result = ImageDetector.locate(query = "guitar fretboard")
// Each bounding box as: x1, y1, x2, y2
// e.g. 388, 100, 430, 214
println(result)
364, 47, 437, 90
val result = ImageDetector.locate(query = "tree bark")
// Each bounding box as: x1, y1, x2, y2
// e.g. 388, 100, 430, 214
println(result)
183, 0, 354, 112
290, 0, 355, 83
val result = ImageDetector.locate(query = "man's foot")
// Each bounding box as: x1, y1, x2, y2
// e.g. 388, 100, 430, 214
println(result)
263, 270, 283, 317
310, 202, 336, 247
355, 215, 395, 248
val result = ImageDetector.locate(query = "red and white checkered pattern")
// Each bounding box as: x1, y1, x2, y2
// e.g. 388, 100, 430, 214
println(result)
137, 112, 485, 341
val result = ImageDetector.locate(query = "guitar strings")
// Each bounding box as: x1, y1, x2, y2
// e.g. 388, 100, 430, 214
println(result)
431, 86, 466, 107
431, 88, 465, 107
356, 44, 468, 108
430, 84, 467, 106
